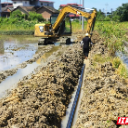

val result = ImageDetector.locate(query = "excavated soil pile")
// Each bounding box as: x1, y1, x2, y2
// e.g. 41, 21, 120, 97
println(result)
74, 33, 128, 128
0, 44, 83, 128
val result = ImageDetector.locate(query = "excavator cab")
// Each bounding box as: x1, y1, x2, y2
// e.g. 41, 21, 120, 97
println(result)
50, 13, 58, 25
50, 14, 72, 36
34, 14, 72, 37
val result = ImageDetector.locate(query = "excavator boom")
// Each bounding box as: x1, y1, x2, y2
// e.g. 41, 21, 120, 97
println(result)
52, 5, 96, 35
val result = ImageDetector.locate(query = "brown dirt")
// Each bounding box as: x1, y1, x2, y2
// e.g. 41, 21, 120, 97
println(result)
74, 32, 128, 128
0, 44, 84, 128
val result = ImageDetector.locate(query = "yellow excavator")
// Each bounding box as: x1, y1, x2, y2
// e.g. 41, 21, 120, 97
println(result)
34, 5, 97, 44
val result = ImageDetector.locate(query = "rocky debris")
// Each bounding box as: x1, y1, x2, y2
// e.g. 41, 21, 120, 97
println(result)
0, 46, 53, 83
74, 32, 128, 128
0, 44, 83, 127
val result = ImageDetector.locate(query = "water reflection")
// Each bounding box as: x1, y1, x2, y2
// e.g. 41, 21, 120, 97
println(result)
116, 51, 128, 67
0, 46, 60, 99
0, 36, 38, 71
0, 40, 4, 54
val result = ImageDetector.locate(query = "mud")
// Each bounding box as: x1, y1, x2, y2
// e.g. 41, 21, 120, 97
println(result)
0, 45, 53, 83
74, 32, 128, 128
0, 43, 83, 128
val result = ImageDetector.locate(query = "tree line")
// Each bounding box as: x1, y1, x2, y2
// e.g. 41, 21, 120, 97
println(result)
95, 3, 128, 22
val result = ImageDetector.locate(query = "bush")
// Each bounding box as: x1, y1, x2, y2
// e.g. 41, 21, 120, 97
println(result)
112, 15, 120, 22
116, 63, 128, 78
104, 16, 111, 21
10, 10, 23, 20
28, 12, 45, 22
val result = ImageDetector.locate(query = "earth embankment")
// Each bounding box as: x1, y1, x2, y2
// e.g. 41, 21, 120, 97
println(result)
74, 32, 128, 128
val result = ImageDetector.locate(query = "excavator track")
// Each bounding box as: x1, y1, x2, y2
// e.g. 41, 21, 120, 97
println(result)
38, 37, 71, 45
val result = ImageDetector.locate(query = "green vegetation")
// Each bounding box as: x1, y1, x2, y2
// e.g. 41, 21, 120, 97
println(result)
0, 10, 45, 32
94, 21, 128, 78
112, 3, 128, 22
112, 57, 121, 68
92, 3, 128, 22
72, 20, 87, 33
96, 21, 126, 55
93, 54, 128, 78
93, 54, 111, 63
116, 63, 128, 78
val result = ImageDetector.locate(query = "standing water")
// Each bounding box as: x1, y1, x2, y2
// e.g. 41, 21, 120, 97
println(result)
0, 36, 38, 71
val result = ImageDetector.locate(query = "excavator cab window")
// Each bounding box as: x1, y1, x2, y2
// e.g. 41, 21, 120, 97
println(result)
50, 13, 59, 25
63, 16, 72, 34
55, 16, 72, 36
50, 14, 72, 36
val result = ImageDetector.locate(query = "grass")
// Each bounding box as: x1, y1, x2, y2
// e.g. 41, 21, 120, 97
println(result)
93, 54, 128, 78
72, 21, 87, 33
95, 21, 127, 55
116, 63, 128, 78
93, 54, 111, 63
72, 20, 128, 55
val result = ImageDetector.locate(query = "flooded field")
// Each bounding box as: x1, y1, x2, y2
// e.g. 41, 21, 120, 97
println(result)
0, 35, 70, 98
0, 36, 39, 71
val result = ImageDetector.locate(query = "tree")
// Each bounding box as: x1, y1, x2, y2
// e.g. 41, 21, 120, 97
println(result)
115, 3, 128, 21
10, 10, 23, 20
96, 9, 105, 21
28, 12, 45, 22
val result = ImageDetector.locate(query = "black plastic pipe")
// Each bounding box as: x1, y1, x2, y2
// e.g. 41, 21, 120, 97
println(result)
66, 64, 85, 128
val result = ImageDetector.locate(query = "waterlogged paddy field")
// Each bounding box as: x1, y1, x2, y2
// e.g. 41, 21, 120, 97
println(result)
0, 35, 39, 71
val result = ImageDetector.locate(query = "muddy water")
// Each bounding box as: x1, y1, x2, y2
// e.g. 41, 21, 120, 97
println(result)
0, 36, 38, 71
0, 46, 61, 98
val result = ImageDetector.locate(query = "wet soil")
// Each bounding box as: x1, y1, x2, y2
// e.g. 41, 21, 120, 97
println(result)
0, 45, 66, 99
0, 43, 84, 128
74, 32, 128, 128
0, 35, 55, 83
0, 45, 53, 84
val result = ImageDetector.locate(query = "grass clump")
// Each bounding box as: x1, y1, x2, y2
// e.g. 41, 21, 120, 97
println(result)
93, 54, 112, 64
93, 54, 128, 78
116, 63, 128, 78
112, 57, 121, 68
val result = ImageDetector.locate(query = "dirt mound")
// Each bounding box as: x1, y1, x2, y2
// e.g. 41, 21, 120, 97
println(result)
0, 44, 83, 128
75, 62, 128, 128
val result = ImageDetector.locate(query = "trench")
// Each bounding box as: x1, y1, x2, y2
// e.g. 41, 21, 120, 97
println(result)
0, 46, 61, 99
61, 64, 85, 128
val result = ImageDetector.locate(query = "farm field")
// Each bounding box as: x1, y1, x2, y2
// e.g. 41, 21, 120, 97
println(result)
1, 13, 128, 127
